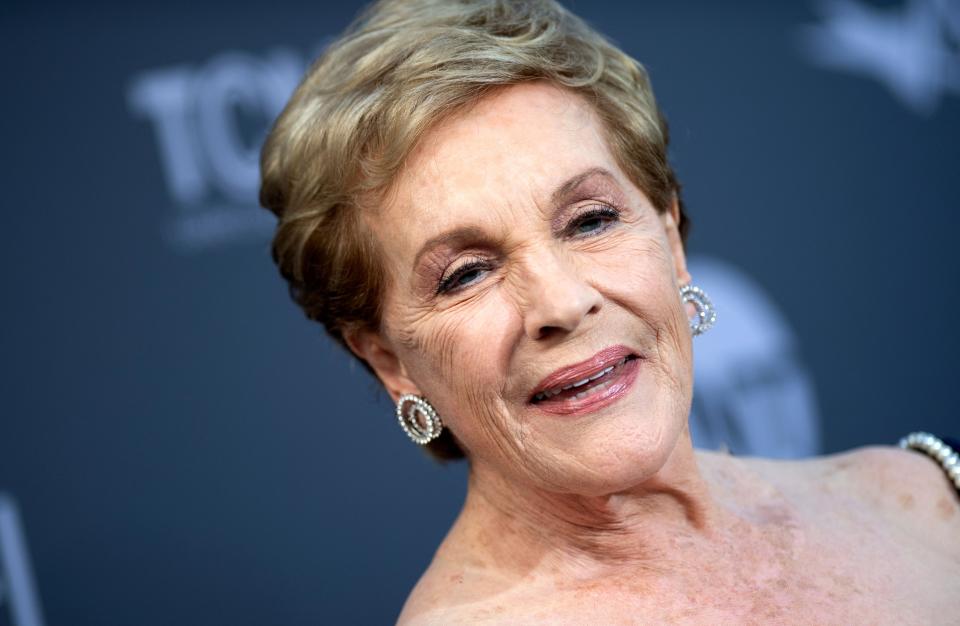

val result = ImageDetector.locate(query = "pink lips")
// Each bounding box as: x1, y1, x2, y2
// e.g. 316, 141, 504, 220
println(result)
528, 345, 642, 416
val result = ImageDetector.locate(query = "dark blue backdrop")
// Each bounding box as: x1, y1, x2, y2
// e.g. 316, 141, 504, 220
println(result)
1, 0, 957, 624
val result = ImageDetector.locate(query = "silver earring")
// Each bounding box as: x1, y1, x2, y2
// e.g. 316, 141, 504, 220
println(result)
396, 394, 443, 445
680, 283, 716, 336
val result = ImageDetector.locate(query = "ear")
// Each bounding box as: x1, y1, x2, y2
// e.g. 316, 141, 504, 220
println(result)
343, 328, 421, 404
660, 194, 691, 286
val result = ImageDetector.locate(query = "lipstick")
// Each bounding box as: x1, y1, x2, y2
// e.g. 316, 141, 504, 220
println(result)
528, 345, 642, 416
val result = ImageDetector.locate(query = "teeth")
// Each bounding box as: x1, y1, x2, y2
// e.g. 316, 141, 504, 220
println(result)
590, 365, 615, 381
534, 357, 629, 403
574, 379, 612, 400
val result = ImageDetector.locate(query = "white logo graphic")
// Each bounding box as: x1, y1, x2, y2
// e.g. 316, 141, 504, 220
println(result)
688, 257, 822, 459
799, 0, 960, 115
127, 47, 310, 251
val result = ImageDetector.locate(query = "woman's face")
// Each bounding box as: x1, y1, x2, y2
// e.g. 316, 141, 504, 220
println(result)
359, 82, 694, 496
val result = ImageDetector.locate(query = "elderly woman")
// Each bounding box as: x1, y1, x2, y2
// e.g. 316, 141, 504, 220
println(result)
260, 0, 959, 622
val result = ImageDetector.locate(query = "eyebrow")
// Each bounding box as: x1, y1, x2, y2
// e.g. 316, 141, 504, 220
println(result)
550, 166, 619, 207
412, 166, 620, 269
413, 225, 493, 270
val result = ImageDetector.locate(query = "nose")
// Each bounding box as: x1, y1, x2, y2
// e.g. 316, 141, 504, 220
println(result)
521, 249, 602, 341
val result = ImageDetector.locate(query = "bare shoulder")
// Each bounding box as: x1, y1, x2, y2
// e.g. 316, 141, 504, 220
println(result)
813, 444, 960, 554
397, 571, 512, 626
702, 445, 959, 554
396, 591, 461, 626
396, 548, 511, 625
395, 567, 464, 626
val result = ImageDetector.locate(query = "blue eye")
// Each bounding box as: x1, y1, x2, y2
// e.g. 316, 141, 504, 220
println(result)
454, 267, 484, 286
437, 260, 489, 294
576, 216, 605, 233
568, 206, 619, 236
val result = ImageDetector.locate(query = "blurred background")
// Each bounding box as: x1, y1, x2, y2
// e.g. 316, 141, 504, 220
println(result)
1, 0, 957, 624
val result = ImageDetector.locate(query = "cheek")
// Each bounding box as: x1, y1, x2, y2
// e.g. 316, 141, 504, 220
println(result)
592, 232, 692, 376
591, 231, 680, 316
393, 292, 520, 441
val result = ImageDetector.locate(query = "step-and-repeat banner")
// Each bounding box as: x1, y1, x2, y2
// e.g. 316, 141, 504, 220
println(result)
1, 1, 957, 624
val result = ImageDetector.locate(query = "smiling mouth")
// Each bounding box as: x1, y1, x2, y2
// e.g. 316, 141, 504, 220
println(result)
531, 354, 639, 404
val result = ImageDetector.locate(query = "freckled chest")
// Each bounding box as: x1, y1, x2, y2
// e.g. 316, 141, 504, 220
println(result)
477, 490, 959, 625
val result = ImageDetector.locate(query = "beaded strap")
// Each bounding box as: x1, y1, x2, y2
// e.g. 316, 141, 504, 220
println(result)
898, 432, 960, 493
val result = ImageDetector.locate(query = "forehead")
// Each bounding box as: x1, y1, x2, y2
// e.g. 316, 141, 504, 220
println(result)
371, 82, 623, 256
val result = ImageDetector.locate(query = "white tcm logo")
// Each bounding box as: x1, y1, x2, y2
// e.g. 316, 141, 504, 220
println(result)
127, 48, 308, 251
800, 0, 960, 115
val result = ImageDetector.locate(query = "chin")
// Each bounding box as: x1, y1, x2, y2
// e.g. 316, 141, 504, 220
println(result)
528, 406, 689, 497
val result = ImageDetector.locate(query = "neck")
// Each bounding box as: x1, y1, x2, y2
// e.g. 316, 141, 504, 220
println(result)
455, 428, 736, 582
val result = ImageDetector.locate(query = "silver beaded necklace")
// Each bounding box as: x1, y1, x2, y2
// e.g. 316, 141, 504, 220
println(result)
898, 431, 960, 492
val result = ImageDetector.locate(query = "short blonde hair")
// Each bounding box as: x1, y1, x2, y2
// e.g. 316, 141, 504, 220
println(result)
260, 0, 689, 460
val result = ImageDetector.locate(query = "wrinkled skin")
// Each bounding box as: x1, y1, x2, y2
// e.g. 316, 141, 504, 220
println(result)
353, 82, 694, 497
345, 82, 960, 624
